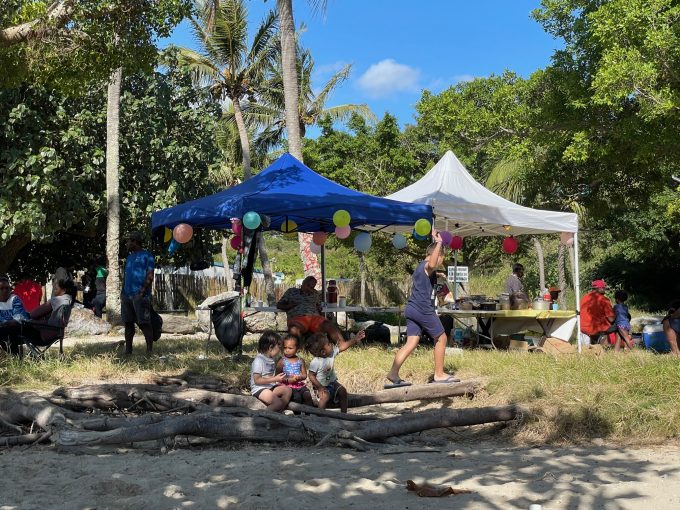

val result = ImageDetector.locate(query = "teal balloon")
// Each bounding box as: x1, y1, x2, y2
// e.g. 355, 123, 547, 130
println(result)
243, 211, 261, 230
354, 232, 372, 252
167, 239, 180, 255
392, 233, 407, 249
412, 229, 427, 241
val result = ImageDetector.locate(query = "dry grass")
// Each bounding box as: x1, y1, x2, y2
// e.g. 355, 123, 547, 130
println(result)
2, 336, 680, 445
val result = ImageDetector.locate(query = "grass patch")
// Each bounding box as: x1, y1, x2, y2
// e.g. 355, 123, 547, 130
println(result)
2, 336, 680, 445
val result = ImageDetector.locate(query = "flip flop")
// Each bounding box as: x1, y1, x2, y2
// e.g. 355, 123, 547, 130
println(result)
429, 375, 461, 384
384, 378, 412, 389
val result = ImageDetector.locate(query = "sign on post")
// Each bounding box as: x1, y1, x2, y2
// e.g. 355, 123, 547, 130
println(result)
447, 265, 468, 283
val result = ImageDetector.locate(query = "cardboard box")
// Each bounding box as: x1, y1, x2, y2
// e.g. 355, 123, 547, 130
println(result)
541, 337, 577, 355
509, 339, 529, 351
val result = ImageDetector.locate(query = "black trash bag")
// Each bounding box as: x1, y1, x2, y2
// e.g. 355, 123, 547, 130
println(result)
210, 296, 243, 352
151, 307, 163, 342
365, 322, 391, 345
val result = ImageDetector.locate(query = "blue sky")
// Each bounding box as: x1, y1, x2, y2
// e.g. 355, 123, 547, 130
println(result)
165, 0, 560, 129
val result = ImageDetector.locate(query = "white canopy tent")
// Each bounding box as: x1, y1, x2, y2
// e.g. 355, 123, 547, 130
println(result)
386, 151, 583, 349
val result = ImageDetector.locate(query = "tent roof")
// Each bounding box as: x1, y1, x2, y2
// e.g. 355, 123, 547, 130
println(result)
385, 151, 578, 236
151, 153, 432, 233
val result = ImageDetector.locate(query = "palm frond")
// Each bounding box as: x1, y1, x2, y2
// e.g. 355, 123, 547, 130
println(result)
176, 47, 222, 89
247, 9, 278, 66
486, 159, 527, 204
308, 63, 351, 115
212, 0, 248, 74
317, 104, 376, 124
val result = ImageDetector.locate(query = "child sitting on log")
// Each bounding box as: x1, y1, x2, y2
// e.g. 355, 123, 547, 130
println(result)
307, 330, 364, 413
250, 331, 292, 412
276, 334, 314, 407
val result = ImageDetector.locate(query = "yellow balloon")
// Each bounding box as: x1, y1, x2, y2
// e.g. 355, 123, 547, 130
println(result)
163, 227, 172, 243
281, 220, 297, 235
333, 209, 351, 228
414, 218, 431, 237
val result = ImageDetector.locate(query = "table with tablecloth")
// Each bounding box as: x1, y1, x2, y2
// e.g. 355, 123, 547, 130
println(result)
437, 308, 577, 344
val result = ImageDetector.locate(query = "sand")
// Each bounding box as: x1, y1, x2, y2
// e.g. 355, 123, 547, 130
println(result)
1, 442, 679, 510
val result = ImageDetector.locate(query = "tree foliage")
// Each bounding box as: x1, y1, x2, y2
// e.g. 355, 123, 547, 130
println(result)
2, 52, 222, 278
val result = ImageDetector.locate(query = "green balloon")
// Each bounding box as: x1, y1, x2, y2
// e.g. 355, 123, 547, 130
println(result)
333, 209, 351, 227
414, 218, 431, 236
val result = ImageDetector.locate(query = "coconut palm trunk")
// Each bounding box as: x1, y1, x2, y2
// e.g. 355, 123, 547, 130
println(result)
231, 99, 251, 180
105, 67, 123, 325
276, 0, 321, 281
532, 237, 545, 292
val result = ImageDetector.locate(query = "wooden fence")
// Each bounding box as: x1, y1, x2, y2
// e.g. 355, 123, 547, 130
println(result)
153, 274, 412, 312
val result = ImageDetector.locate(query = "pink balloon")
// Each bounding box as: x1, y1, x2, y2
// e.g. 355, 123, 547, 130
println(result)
449, 235, 463, 250
232, 219, 242, 236
173, 223, 193, 244
312, 231, 328, 245
439, 231, 452, 246
502, 236, 518, 254
560, 232, 574, 246
335, 225, 351, 239
230, 236, 242, 250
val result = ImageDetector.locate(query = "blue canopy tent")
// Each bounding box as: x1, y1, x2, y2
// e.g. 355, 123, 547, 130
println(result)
151, 153, 432, 234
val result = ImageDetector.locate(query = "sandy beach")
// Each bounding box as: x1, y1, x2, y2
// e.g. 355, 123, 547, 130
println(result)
1, 442, 679, 510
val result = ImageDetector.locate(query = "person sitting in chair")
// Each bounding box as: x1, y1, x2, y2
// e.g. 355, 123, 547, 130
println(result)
0, 276, 30, 354
580, 279, 616, 345
5, 278, 76, 355
276, 276, 348, 344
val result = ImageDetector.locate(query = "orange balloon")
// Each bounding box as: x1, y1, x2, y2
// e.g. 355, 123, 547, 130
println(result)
173, 223, 193, 244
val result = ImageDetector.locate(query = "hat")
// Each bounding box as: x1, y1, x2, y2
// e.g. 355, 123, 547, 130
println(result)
591, 279, 606, 289
127, 231, 143, 243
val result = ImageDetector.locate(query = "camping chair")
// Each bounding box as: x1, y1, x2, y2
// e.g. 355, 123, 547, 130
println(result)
16, 304, 72, 359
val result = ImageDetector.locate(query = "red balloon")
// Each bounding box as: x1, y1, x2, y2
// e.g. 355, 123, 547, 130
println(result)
312, 231, 328, 245
173, 223, 193, 244
502, 236, 518, 254
449, 235, 463, 250
230, 236, 242, 250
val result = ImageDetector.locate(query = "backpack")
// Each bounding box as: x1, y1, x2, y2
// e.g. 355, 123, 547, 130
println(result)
364, 322, 391, 345
151, 307, 163, 342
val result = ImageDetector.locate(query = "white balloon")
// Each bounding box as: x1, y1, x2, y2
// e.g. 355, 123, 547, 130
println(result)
354, 232, 372, 253
392, 233, 407, 249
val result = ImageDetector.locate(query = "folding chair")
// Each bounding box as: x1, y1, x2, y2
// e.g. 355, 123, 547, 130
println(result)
16, 304, 72, 359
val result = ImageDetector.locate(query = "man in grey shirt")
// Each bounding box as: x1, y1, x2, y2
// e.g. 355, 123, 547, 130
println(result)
506, 263, 529, 302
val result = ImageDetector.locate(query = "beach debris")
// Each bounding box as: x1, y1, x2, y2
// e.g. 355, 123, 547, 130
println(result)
406, 479, 473, 497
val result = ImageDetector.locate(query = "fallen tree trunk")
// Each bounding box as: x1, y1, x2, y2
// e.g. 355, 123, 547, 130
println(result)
348, 381, 479, 408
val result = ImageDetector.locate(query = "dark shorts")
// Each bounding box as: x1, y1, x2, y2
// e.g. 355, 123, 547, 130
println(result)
290, 386, 311, 404
121, 295, 151, 325
315, 380, 342, 404
405, 305, 445, 339
665, 317, 680, 334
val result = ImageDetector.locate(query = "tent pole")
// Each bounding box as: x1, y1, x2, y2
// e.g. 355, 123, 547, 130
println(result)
574, 231, 582, 353
453, 250, 458, 303
321, 243, 326, 309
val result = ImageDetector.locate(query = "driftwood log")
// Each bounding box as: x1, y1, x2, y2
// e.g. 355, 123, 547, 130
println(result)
0, 372, 523, 451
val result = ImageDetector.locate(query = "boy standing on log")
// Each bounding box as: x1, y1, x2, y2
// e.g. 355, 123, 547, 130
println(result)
385, 229, 459, 388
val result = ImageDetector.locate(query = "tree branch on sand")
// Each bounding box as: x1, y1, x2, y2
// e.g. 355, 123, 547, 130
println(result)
0, 373, 522, 452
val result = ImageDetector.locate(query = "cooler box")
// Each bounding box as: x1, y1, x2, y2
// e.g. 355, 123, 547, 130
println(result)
642, 324, 671, 353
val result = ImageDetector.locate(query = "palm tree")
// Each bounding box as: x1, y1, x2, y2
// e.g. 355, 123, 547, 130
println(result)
177, 0, 277, 179
238, 48, 375, 153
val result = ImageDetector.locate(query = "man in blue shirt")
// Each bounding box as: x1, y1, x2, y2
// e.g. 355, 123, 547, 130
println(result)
121, 231, 155, 355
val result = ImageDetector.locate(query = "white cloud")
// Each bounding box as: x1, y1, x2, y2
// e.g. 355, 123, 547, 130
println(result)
356, 59, 421, 98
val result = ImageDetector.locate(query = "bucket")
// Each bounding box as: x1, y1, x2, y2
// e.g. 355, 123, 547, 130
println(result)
453, 328, 464, 343
642, 323, 670, 352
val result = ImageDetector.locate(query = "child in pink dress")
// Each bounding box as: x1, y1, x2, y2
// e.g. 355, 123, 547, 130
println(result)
276, 335, 313, 406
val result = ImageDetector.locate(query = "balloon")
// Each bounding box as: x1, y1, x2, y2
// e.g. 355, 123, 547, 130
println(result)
413, 230, 427, 241
312, 231, 328, 245
560, 232, 574, 246
335, 225, 351, 239
167, 239, 180, 255
354, 232, 372, 252
502, 236, 518, 254
450, 235, 463, 250
310, 242, 322, 254
392, 233, 407, 249
333, 209, 351, 228
173, 223, 193, 244
243, 211, 261, 230
231, 219, 242, 235
230, 236, 242, 250
281, 220, 297, 234
439, 231, 452, 247
414, 218, 431, 236
163, 227, 172, 243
